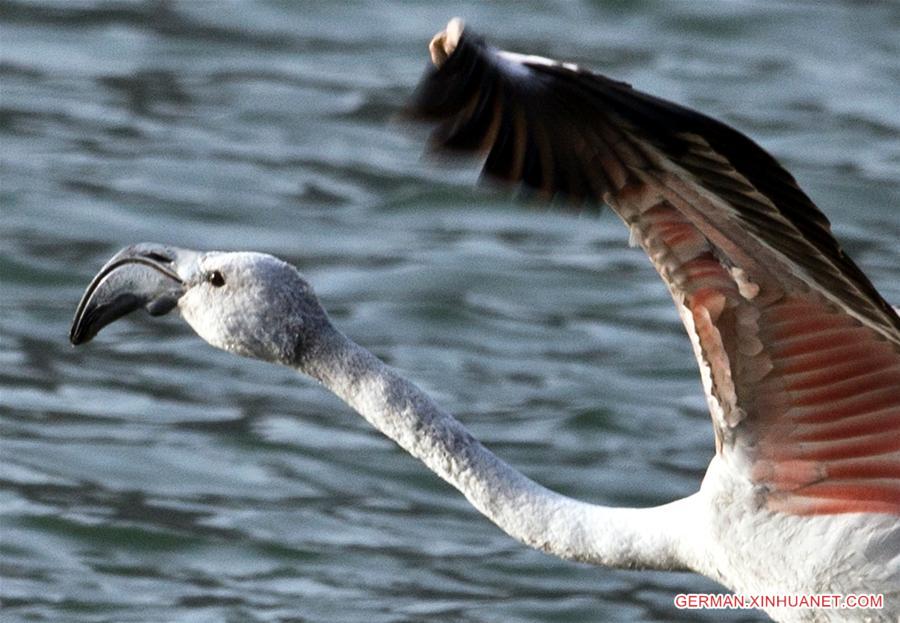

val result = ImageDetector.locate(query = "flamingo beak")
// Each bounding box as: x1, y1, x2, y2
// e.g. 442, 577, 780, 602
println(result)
69, 243, 199, 345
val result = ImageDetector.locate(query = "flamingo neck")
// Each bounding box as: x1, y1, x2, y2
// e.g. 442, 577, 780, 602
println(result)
295, 325, 696, 571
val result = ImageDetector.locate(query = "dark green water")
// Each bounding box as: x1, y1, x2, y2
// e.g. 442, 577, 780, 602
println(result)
1, 1, 898, 621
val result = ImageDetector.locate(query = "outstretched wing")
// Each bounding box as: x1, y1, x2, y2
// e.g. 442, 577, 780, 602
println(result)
408, 20, 900, 516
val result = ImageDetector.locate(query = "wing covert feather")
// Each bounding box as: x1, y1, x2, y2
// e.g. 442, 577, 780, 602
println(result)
409, 22, 900, 515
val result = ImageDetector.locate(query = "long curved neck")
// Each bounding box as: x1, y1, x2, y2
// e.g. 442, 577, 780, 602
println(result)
296, 324, 697, 570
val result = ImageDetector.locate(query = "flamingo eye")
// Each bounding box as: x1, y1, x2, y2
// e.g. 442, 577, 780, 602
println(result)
207, 270, 225, 287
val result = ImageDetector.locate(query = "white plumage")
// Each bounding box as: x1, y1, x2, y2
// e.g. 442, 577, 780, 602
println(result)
70, 19, 900, 623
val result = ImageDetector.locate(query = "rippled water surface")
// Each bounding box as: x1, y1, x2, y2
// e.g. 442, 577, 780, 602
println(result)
2, 1, 899, 621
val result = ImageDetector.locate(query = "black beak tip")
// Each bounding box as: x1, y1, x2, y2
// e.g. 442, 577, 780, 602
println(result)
69, 310, 97, 346
69, 326, 87, 346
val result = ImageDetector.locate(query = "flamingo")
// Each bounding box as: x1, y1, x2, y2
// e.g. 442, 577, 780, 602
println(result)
70, 19, 899, 622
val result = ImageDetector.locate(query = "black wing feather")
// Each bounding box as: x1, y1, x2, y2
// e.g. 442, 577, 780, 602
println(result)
408, 27, 900, 337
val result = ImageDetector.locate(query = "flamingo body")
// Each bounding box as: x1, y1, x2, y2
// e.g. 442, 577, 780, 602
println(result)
412, 20, 900, 620
69, 20, 900, 623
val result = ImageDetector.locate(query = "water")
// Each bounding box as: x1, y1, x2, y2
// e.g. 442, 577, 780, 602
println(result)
1, 1, 898, 621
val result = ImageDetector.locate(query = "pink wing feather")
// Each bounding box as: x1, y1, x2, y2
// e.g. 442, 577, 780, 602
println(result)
409, 23, 900, 515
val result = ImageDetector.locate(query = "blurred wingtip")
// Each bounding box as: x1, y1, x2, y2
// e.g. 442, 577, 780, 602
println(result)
429, 17, 465, 68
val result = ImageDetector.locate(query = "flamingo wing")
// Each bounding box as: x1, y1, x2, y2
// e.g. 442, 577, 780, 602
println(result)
408, 21, 900, 516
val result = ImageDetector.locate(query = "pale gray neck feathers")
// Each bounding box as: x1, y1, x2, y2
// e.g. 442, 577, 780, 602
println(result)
295, 324, 695, 571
